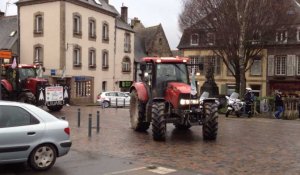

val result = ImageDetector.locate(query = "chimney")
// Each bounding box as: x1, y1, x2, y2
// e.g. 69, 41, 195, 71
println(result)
0, 11, 5, 17
131, 17, 140, 27
121, 6, 128, 23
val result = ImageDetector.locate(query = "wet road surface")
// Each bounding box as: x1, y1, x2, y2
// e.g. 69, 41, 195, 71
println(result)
1, 106, 300, 175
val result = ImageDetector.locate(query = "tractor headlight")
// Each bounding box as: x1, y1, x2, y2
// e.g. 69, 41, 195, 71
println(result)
180, 99, 199, 105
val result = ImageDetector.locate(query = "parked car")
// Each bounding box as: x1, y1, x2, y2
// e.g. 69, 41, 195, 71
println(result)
97, 91, 130, 108
0, 101, 72, 171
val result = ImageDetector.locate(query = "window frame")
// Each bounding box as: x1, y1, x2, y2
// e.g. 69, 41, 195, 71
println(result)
88, 17, 96, 40
73, 45, 82, 67
102, 50, 109, 69
250, 57, 262, 76
122, 57, 131, 72
124, 33, 131, 53
274, 55, 287, 76
33, 12, 44, 37
33, 44, 44, 64
73, 13, 82, 37
102, 22, 109, 42
275, 30, 288, 43
88, 48, 96, 68
190, 33, 199, 46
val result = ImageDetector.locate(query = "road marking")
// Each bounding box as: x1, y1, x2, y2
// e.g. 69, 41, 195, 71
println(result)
102, 167, 146, 175
148, 166, 177, 174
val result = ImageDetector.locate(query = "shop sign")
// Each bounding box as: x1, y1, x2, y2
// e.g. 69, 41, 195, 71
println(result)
119, 81, 133, 88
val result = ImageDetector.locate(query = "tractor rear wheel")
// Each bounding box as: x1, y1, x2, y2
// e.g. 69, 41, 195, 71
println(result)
202, 102, 218, 140
129, 90, 150, 132
152, 102, 166, 141
18, 92, 36, 105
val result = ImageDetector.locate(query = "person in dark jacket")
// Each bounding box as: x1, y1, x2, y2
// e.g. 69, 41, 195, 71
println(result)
244, 87, 254, 117
274, 90, 284, 119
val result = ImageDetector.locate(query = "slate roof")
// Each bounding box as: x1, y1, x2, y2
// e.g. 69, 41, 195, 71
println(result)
116, 18, 134, 32
0, 15, 18, 50
134, 25, 161, 62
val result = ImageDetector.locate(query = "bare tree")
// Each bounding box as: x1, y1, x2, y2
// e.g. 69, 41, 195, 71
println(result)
179, 0, 295, 95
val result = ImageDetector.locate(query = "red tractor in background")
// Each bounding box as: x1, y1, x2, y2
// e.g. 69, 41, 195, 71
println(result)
1, 63, 69, 111
129, 57, 219, 141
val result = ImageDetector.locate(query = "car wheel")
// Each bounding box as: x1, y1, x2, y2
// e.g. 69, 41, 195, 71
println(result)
103, 101, 110, 108
29, 144, 57, 171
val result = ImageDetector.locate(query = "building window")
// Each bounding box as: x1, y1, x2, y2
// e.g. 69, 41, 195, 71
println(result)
73, 46, 81, 67
207, 33, 215, 45
102, 50, 109, 69
75, 80, 91, 97
250, 58, 262, 76
124, 33, 131, 53
73, 13, 82, 37
210, 56, 221, 75
275, 55, 286, 75
297, 56, 300, 75
34, 14, 43, 34
276, 30, 288, 43
189, 56, 203, 74
191, 33, 199, 45
89, 18, 96, 39
122, 57, 131, 72
102, 81, 107, 92
297, 28, 300, 42
88, 48, 96, 68
33, 44, 43, 64
102, 22, 109, 42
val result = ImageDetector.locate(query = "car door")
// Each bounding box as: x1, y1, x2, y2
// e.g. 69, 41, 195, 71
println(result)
0, 105, 45, 162
109, 92, 118, 106
117, 92, 128, 106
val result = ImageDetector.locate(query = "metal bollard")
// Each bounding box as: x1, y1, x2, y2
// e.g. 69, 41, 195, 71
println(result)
77, 108, 81, 127
116, 98, 118, 109
97, 111, 100, 133
123, 98, 125, 108
88, 114, 92, 137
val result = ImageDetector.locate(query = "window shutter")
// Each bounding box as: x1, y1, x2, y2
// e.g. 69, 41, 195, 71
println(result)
267, 55, 274, 76
287, 55, 295, 76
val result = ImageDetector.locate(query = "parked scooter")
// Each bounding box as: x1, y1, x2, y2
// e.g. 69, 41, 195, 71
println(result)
225, 92, 245, 118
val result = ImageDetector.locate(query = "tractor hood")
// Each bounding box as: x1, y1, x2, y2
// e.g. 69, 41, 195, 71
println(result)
167, 82, 191, 94
27, 77, 48, 83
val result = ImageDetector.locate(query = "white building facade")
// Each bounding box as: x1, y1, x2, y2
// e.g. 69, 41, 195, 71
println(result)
17, 0, 134, 104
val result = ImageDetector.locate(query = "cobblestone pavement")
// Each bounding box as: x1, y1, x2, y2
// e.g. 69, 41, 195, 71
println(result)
53, 105, 300, 175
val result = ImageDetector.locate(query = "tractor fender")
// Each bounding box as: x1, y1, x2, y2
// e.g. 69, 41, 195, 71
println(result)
1, 79, 13, 92
130, 82, 149, 102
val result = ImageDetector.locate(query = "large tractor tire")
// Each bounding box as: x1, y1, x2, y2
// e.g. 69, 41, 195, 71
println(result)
152, 102, 166, 141
202, 102, 218, 140
47, 105, 63, 112
18, 92, 36, 105
129, 90, 150, 132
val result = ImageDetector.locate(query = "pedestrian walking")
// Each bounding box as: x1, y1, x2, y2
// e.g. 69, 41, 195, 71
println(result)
273, 90, 284, 119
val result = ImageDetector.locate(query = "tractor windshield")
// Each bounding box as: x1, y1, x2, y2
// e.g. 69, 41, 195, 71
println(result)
19, 68, 37, 80
156, 63, 189, 85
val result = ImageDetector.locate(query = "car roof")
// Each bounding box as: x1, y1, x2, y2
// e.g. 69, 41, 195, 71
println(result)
0, 100, 58, 122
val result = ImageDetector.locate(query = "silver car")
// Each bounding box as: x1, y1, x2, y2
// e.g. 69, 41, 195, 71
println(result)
97, 91, 130, 108
0, 101, 72, 171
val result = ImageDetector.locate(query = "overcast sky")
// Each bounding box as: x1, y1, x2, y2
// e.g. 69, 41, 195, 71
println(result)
0, 0, 183, 50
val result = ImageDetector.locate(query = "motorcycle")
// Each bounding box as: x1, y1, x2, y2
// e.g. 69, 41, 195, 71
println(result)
225, 92, 245, 118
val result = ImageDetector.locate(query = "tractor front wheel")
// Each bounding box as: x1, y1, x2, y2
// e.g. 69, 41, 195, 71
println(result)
129, 90, 150, 132
152, 102, 166, 141
18, 92, 36, 105
202, 102, 218, 140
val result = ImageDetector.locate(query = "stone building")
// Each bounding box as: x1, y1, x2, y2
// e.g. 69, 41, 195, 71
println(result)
16, 0, 134, 104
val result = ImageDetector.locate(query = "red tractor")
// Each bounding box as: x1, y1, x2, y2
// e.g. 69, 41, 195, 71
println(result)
1, 63, 69, 111
129, 57, 219, 141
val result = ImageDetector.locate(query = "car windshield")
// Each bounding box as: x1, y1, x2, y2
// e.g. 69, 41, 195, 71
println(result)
156, 63, 189, 85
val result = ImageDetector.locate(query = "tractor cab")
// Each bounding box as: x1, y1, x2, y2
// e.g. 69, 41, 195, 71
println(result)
139, 57, 190, 98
